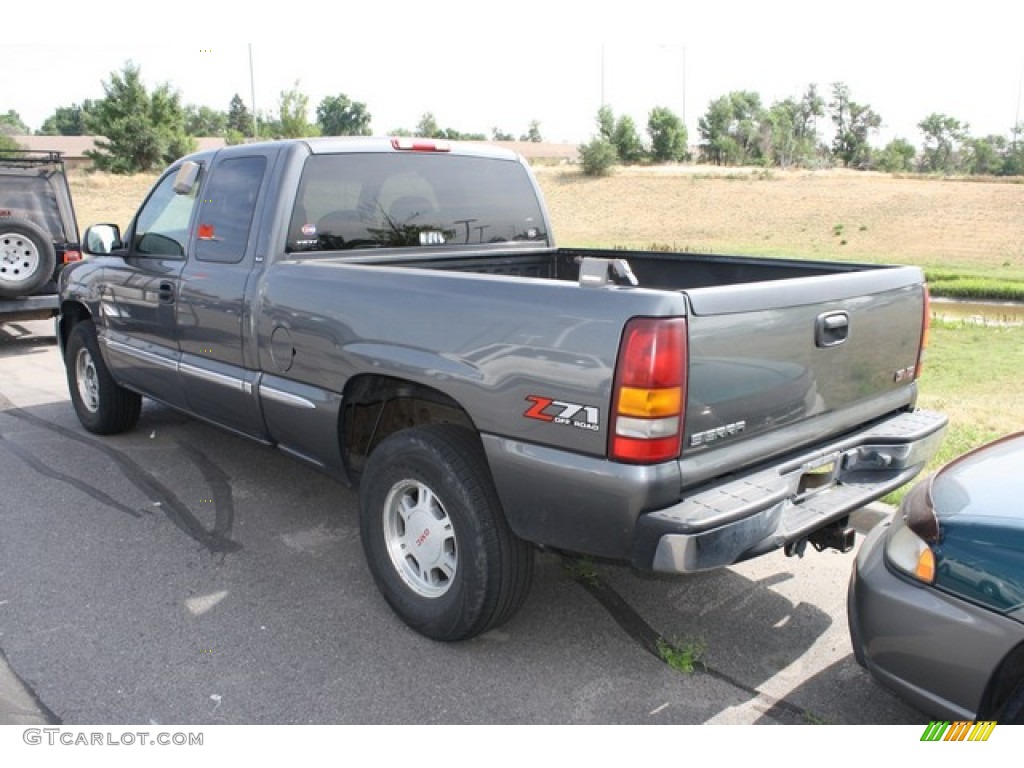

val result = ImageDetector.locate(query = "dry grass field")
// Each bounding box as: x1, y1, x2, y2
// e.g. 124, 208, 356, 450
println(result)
536, 166, 1024, 277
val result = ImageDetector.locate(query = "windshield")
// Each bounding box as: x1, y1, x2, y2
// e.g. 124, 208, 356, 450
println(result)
287, 152, 548, 252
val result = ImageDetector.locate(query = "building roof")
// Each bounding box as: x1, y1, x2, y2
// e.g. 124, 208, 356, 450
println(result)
9, 135, 227, 158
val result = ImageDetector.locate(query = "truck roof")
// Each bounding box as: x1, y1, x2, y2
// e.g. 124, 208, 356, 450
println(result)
179, 136, 523, 165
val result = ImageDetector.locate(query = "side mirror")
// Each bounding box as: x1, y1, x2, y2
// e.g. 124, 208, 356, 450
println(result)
173, 161, 201, 194
83, 224, 122, 255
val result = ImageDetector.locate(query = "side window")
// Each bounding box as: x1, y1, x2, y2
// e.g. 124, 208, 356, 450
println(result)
196, 156, 267, 264
133, 166, 202, 257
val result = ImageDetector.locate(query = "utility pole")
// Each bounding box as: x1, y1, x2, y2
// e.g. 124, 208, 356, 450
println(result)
249, 43, 258, 141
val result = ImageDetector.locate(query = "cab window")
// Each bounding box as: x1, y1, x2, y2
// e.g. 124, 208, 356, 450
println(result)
133, 166, 202, 257
195, 156, 267, 264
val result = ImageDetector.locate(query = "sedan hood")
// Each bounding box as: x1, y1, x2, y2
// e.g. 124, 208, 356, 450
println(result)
929, 432, 1024, 614
931, 432, 1024, 524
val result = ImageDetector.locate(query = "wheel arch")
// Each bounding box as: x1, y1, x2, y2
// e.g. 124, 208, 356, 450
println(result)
57, 299, 93, 354
339, 373, 478, 482
979, 638, 1024, 720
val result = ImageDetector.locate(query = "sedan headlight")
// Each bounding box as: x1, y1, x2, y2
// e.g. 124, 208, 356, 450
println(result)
884, 479, 940, 584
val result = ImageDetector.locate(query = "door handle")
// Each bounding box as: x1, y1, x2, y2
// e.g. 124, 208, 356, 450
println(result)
815, 311, 849, 347
158, 281, 175, 304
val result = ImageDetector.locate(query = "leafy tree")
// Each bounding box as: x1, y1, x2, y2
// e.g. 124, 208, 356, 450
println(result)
763, 86, 824, 167
0, 110, 29, 136
38, 102, 95, 136
578, 137, 617, 176
227, 93, 253, 136
760, 100, 797, 167
409, 113, 484, 141
698, 91, 764, 165
492, 127, 515, 141
918, 113, 969, 173
961, 135, 1006, 176
829, 83, 881, 168
0, 134, 22, 151
594, 106, 645, 164
597, 105, 615, 141
520, 120, 543, 142
447, 129, 487, 141
85, 61, 195, 173
255, 109, 281, 139
316, 93, 372, 136
647, 106, 687, 162
872, 138, 917, 172
612, 114, 644, 163
277, 82, 316, 138
1003, 123, 1024, 176
184, 105, 228, 136
416, 112, 442, 138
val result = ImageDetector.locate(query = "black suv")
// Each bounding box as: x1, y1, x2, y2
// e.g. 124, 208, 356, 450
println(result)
0, 149, 81, 320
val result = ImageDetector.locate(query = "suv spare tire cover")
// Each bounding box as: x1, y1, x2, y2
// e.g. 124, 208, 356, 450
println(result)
0, 215, 57, 298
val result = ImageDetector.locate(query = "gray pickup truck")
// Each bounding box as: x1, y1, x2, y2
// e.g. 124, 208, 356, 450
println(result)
58, 137, 947, 640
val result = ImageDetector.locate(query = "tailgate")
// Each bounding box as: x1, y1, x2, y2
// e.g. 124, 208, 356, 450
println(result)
681, 266, 927, 472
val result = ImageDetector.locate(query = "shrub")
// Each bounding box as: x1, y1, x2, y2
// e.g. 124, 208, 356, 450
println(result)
578, 137, 617, 176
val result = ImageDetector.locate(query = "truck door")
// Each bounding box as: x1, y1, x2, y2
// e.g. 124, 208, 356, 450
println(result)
177, 150, 275, 438
100, 163, 202, 409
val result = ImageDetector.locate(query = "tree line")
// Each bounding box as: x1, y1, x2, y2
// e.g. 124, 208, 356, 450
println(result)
3, 62, 1022, 177
0, 62, 544, 173
582, 82, 1024, 176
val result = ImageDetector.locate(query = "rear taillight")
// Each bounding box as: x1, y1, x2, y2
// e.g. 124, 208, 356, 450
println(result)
63, 250, 82, 263
916, 284, 930, 378
609, 317, 687, 463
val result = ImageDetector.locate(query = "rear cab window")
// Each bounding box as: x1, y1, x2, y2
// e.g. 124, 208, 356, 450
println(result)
287, 152, 548, 253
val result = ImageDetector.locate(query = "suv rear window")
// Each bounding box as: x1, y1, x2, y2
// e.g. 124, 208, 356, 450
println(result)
287, 152, 547, 252
0, 174, 68, 242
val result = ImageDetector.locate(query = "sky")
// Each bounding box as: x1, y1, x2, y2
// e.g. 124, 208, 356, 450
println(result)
5, 1, 1024, 148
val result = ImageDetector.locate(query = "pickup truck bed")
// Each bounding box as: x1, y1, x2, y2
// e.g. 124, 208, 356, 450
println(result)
58, 137, 946, 640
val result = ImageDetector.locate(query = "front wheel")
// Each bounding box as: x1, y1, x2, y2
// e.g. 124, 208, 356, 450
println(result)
358, 425, 534, 641
997, 678, 1024, 725
65, 321, 142, 434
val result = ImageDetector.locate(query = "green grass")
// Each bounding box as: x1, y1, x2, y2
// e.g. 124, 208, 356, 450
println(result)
561, 556, 600, 586
656, 637, 706, 674
883, 320, 1024, 505
923, 269, 1024, 301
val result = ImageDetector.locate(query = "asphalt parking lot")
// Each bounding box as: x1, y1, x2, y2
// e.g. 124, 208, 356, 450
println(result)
0, 318, 930, 725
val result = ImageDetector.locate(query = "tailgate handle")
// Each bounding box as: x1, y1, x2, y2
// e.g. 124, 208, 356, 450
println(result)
815, 311, 849, 347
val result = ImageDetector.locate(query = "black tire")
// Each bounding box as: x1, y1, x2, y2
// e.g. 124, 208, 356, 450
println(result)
998, 679, 1024, 725
358, 424, 534, 641
0, 216, 57, 298
65, 321, 142, 434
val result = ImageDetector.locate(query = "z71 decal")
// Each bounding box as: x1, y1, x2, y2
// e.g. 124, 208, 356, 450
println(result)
524, 396, 600, 432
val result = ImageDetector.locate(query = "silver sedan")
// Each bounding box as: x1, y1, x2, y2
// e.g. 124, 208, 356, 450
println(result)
847, 431, 1024, 723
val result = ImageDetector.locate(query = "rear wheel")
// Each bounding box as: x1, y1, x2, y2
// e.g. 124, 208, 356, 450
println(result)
997, 678, 1024, 725
65, 321, 142, 434
0, 217, 56, 298
358, 424, 534, 641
